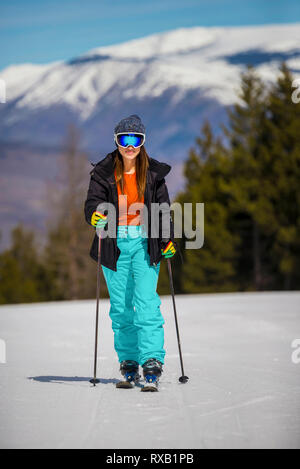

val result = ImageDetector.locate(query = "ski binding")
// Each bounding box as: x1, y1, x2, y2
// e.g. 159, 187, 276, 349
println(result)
141, 374, 159, 392
116, 371, 140, 389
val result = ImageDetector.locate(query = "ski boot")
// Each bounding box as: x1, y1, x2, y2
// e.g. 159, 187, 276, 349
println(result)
116, 360, 140, 389
141, 358, 163, 392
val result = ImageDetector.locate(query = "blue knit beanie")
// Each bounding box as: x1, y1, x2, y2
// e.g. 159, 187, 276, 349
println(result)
114, 114, 146, 134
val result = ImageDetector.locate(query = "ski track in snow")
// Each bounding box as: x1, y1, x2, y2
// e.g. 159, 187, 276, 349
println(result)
0, 292, 300, 449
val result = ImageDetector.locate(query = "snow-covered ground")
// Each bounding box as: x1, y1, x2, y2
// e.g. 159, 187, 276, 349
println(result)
0, 292, 299, 449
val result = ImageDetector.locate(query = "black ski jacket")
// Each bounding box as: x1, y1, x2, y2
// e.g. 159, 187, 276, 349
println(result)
84, 149, 175, 271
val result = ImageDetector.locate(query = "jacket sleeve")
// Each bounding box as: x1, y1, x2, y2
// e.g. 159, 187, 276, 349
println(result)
155, 177, 175, 243
84, 169, 109, 226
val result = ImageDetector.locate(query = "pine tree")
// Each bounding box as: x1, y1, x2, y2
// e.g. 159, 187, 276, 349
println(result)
223, 65, 279, 290
0, 225, 49, 304
43, 124, 108, 300
175, 121, 238, 293
175, 64, 300, 293
265, 63, 300, 289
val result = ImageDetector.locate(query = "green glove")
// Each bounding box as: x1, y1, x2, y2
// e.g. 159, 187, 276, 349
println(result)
91, 211, 108, 230
161, 240, 177, 258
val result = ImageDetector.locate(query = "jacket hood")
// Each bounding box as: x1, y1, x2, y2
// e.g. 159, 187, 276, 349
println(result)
92, 150, 171, 181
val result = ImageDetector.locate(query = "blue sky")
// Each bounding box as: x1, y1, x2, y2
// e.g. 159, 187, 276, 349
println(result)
1, 0, 300, 70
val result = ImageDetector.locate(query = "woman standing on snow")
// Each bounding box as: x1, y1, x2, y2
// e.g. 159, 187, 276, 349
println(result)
84, 114, 177, 391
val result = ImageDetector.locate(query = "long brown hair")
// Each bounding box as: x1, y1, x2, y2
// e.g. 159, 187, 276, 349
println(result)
114, 145, 150, 200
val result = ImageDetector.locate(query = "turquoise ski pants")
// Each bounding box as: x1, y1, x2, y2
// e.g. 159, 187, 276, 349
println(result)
102, 224, 166, 366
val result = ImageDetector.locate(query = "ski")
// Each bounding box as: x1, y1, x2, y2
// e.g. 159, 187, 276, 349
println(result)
116, 380, 135, 389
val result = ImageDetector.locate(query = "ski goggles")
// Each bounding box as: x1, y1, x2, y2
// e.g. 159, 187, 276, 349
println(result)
114, 132, 146, 148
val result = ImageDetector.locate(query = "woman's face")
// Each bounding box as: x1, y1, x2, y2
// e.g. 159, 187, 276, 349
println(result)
118, 144, 141, 161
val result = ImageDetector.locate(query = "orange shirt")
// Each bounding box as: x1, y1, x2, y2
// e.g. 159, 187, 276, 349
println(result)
114, 169, 145, 225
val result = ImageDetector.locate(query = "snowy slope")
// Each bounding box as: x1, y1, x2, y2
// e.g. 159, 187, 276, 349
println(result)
0, 292, 299, 449
0, 23, 300, 154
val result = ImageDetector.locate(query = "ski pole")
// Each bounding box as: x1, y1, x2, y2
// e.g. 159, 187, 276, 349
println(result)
166, 258, 189, 384
90, 234, 102, 386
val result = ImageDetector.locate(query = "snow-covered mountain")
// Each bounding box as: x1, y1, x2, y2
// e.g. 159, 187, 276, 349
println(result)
0, 292, 299, 449
1, 23, 300, 157
0, 23, 300, 250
